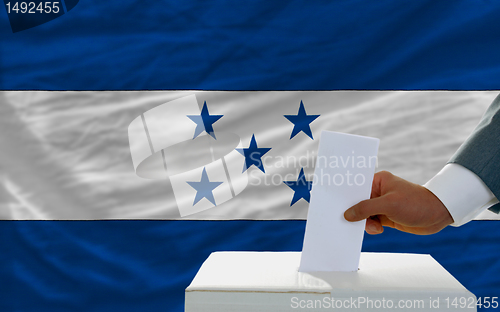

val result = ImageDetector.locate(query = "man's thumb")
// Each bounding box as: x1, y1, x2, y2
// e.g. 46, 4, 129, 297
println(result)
344, 197, 389, 222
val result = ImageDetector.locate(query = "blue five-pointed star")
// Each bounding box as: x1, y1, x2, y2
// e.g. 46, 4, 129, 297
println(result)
187, 101, 223, 139
236, 134, 272, 173
187, 167, 223, 206
284, 168, 313, 206
284, 101, 320, 140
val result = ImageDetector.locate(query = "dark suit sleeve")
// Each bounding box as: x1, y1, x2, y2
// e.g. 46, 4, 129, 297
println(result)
449, 94, 500, 213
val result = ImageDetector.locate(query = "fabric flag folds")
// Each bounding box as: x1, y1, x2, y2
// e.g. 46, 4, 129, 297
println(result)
0, 91, 499, 220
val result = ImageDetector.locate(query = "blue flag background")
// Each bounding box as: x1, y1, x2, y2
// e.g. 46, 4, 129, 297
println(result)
1, 1, 500, 312
1, 1, 500, 90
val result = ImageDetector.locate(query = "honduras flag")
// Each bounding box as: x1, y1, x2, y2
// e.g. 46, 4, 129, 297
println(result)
2, 1, 500, 312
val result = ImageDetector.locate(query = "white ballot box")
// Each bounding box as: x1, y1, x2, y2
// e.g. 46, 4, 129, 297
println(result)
185, 252, 476, 312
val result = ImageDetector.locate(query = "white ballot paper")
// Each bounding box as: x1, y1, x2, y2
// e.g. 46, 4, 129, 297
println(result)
299, 131, 379, 272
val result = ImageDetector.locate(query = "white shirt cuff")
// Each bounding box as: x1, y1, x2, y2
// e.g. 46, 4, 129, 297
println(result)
423, 163, 499, 227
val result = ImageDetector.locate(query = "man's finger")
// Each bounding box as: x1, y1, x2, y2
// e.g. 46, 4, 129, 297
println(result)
344, 196, 391, 222
377, 215, 396, 229
370, 170, 392, 199
365, 217, 383, 234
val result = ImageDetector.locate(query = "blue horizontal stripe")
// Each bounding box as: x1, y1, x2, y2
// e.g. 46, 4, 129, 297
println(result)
1, 220, 499, 312
1, 0, 500, 90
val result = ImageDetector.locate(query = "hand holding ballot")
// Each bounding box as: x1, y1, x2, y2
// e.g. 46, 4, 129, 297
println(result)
344, 171, 453, 235
346, 93, 500, 235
